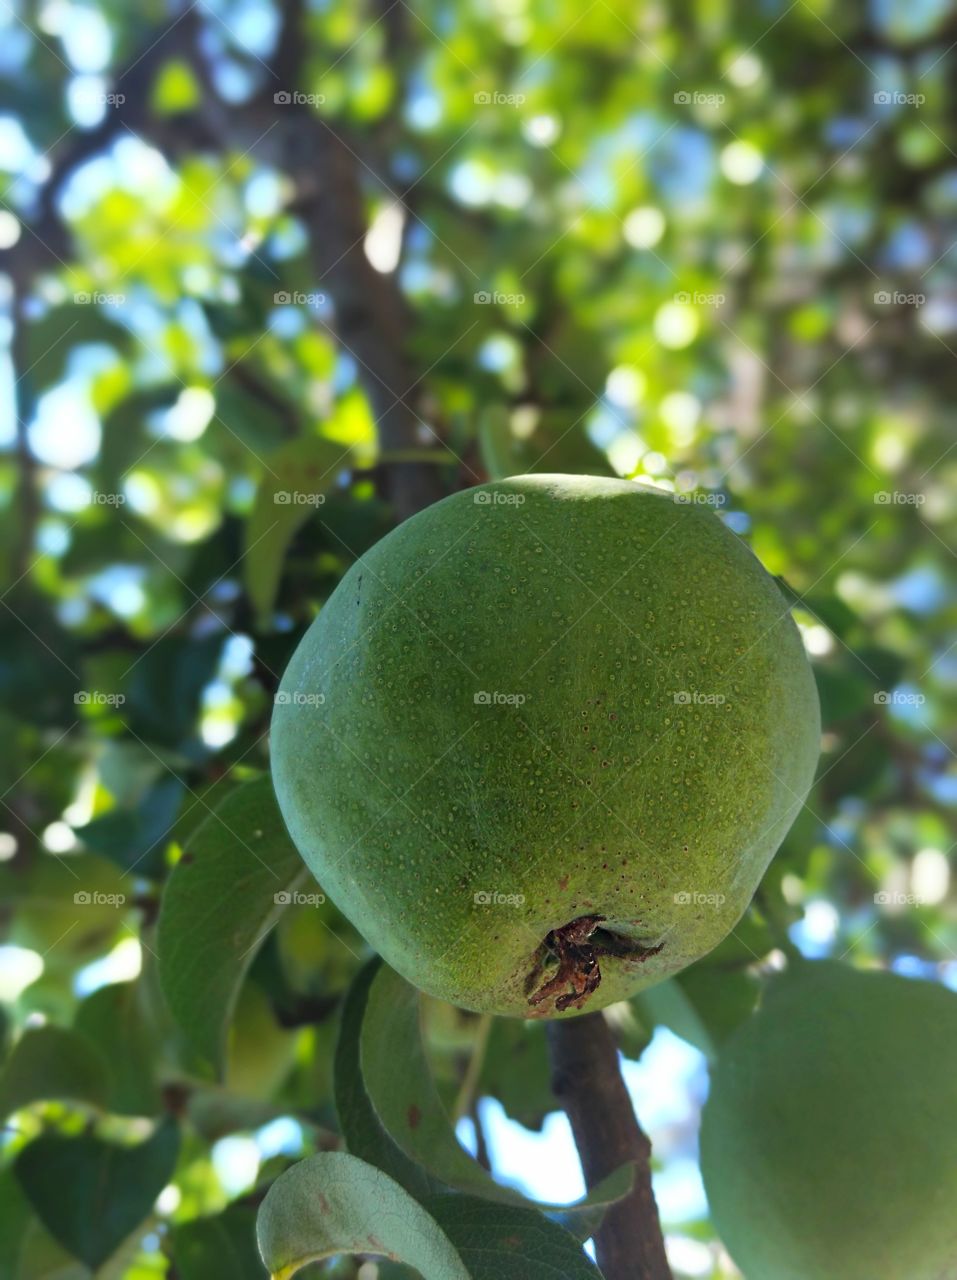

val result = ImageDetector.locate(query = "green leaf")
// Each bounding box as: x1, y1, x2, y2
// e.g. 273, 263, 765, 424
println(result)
257, 1152, 469, 1280
171, 1206, 267, 1280
124, 634, 225, 749
478, 405, 613, 480
423, 1194, 604, 1280
0, 1168, 32, 1278
477, 1018, 553, 1132
634, 965, 759, 1062
359, 965, 633, 1236
157, 778, 309, 1073
74, 980, 163, 1115
14, 1118, 180, 1270
335, 959, 438, 1199
73, 776, 184, 876
244, 437, 353, 623
257, 1153, 602, 1280
0, 1025, 112, 1117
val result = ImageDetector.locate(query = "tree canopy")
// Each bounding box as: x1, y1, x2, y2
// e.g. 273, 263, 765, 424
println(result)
0, 0, 954, 1276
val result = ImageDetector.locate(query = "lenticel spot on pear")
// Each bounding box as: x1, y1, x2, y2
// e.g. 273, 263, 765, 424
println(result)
270, 474, 820, 1017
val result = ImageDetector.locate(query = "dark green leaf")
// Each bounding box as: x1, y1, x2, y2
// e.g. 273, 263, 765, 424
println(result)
14, 1118, 179, 1269
157, 777, 308, 1072
0, 1025, 111, 1117
171, 1206, 267, 1280
360, 964, 632, 1236
335, 958, 438, 1199
74, 980, 163, 1115
244, 437, 353, 623
124, 634, 225, 749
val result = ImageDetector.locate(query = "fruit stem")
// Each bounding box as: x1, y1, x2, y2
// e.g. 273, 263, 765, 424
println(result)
547, 1013, 672, 1280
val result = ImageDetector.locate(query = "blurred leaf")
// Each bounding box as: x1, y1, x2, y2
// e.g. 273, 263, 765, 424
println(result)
244, 437, 353, 623
0, 1167, 34, 1277
633, 966, 760, 1061
170, 1206, 266, 1280
157, 778, 308, 1073
477, 1018, 553, 1132
14, 1119, 179, 1270
74, 981, 163, 1116
0, 853, 129, 974
0, 1025, 111, 1117
124, 634, 225, 749
74, 776, 184, 876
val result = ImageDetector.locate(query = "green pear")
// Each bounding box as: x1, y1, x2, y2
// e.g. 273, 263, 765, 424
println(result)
700, 960, 957, 1280
271, 475, 819, 1016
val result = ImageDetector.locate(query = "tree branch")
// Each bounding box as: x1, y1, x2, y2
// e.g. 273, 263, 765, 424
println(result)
547, 1013, 672, 1280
